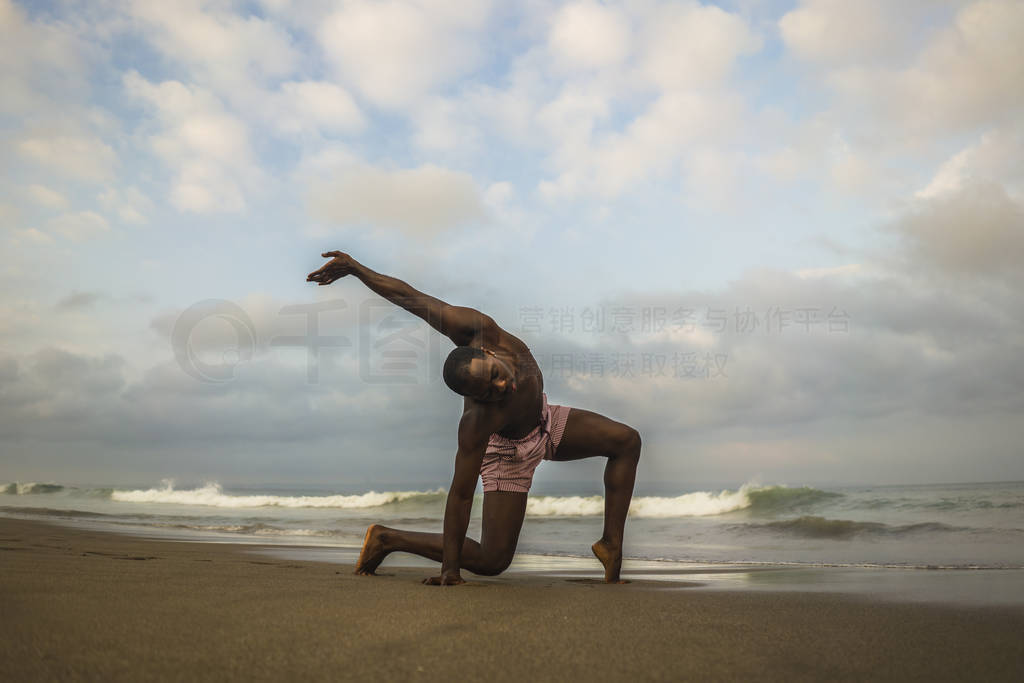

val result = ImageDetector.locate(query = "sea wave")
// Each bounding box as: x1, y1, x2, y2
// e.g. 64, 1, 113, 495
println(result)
737, 516, 970, 540
109, 481, 445, 509
1, 482, 66, 495
746, 486, 842, 511
3, 478, 841, 518
527, 484, 838, 518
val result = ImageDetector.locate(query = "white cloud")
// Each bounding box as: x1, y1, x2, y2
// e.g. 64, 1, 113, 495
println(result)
549, 1, 631, 70
98, 186, 153, 225
0, 0, 94, 115
124, 72, 258, 213
917, 124, 1024, 200
638, 1, 762, 91
310, 163, 485, 236
826, 0, 1024, 137
794, 264, 864, 280
27, 185, 69, 209
127, 0, 299, 96
47, 211, 111, 242
269, 81, 365, 135
411, 96, 481, 152
317, 0, 493, 109
10, 228, 55, 246
539, 89, 746, 200
521, 1, 762, 201
769, 0, 1024, 203
17, 135, 117, 183
779, 0, 922, 65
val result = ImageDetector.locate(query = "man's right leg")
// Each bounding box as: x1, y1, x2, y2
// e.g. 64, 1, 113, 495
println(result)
354, 490, 527, 576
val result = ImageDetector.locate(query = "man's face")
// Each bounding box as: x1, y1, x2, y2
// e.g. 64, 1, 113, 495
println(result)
465, 349, 517, 402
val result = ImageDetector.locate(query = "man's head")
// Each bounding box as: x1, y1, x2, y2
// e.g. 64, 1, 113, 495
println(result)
443, 346, 517, 401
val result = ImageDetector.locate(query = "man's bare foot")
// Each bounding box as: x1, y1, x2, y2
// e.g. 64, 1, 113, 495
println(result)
354, 525, 389, 575
591, 539, 628, 584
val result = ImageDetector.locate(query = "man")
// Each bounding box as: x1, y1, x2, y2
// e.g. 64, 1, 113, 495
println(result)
307, 251, 641, 584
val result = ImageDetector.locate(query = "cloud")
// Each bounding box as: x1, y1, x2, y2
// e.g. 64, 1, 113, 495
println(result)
0, 0, 95, 115
824, 0, 1024, 138
768, 0, 1024, 203
31, 347, 126, 397
127, 0, 300, 96
531, 260, 1024, 451
317, 0, 493, 109
98, 185, 152, 225
779, 0, 924, 65
17, 135, 117, 183
55, 291, 107, 311
917, 124, 1024, 200
528, 1, 762, 201
268, 81, 365, 135
539, 89, 746, 200
794, 264, 864, 280
123, 71, 257, 212
26, 185, 69, 209
46, 211, 111, 241
887, 182, 1024, 282
309, 163, 486, 236
7, 228, 55, 247
638, 1, 762, 91
548, 1, 631, 70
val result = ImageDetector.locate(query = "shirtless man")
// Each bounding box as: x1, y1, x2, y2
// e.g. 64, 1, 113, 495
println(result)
306, 251, 642, 584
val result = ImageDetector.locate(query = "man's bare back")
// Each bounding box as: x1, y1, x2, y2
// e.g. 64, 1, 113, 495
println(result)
307, 251, 642, 584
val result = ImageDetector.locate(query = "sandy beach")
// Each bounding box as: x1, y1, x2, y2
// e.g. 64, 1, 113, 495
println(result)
2, 518, 1022, 681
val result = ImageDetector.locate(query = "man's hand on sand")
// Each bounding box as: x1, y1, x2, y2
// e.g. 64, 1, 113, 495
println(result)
306, 251, 357, 286
422, 572, 466, 586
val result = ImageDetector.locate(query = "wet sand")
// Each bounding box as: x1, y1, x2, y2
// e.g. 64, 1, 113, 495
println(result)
2, 517, 1022, 681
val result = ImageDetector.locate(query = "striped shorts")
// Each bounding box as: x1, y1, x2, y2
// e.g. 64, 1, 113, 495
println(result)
480, 393, 571, 493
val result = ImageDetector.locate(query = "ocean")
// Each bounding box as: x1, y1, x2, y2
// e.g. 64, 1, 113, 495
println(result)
3, 478, 1023, 573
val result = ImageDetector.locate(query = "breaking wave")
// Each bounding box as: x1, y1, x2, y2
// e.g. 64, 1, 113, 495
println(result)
3, 479, 842, 518
109, 481, 445, 509
527, 484, 840, 518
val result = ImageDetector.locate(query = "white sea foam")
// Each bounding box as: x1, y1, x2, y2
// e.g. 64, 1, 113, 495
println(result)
629, 486, 757, 518
110, 481, 439, 509
527, 484, 765, 518
527, 495, 605, 516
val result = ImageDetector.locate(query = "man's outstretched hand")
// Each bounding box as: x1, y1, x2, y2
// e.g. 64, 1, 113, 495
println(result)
306, 251, 358, 286
422, 572, 466, 586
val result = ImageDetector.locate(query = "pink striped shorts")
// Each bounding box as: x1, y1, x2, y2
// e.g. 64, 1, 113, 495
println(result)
480, 393, 571, 493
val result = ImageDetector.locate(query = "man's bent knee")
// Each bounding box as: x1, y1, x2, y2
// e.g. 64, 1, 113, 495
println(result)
612, 426, 642, 459
475, 552, 514, 576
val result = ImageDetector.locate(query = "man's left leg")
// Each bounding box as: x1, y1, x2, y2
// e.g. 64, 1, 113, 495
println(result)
550, 408, 641, 583
354, 491, 527, 576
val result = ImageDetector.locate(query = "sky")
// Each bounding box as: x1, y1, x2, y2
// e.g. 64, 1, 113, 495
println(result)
1, 0, 1022, 489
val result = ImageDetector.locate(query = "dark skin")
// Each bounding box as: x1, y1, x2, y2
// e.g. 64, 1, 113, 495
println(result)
307, 252, 642, 584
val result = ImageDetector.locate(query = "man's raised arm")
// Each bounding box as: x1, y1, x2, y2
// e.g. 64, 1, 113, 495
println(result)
307, 251, 493, 346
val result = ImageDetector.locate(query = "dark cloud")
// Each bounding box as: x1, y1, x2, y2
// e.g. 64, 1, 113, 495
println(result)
4, 192, 1024, 485
886, 183, 1024, 283
55, 291, 106, 310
